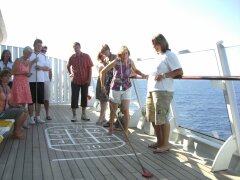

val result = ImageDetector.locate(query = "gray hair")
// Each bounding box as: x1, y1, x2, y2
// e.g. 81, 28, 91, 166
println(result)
23, 46, 33, 53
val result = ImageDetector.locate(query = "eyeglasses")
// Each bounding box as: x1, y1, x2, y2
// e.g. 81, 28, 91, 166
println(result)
41, 50, 47, 53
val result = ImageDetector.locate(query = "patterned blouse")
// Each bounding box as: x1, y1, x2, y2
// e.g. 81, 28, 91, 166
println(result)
111, 58, 132, 91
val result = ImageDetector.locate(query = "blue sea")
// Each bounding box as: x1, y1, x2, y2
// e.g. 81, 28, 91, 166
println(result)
131, 79, 240, 141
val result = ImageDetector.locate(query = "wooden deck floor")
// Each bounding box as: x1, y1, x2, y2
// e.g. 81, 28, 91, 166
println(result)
0, 105, 239, 180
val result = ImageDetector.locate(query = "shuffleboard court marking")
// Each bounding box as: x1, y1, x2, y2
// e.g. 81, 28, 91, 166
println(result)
45, 123, 126, 153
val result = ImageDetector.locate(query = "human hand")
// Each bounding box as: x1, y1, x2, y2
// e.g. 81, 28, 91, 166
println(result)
33, 57, 39, 63
26, 72, 32, 77
101, 86, 106, 94
129, 72, 137, 78
142, 74, 149, 79
35, 65, 41, 70
155, 74, 164, 81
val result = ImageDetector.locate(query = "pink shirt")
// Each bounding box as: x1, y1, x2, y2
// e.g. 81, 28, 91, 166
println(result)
68, 52, 93, 85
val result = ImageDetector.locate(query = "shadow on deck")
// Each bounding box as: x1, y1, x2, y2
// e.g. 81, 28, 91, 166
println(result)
0, 105, 238, 180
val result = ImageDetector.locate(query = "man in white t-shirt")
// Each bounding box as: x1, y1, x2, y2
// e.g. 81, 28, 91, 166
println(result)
28, 39, 50, 124
41, 46, 52, 120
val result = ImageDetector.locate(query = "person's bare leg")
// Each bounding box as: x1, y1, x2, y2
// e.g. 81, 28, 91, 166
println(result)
149, 122, 162, 148
153, 123, 170, 153
28, 104, 34, 117
98, 101, 107, 122
44, 100, 49, 118
82, 107, 86, 113
72, 108, 76, 116
22, 104, 29, 128
109, 101, 118, 134
161, 123, 170, 148
121, 100, 130, 139
36, 103, 41, 117
155, 124, 163, 147
13, 112, 28, 140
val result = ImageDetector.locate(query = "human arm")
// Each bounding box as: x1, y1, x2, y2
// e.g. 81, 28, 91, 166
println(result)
86, 68, 92, 86
49, 69, 52, 81
66, 58, 72, 75
155, 52, 183, 81
130, 59, 148, 79
12, 58, 30, 76
100, 60, 117, 93
155, 68, 183, 81
35, 65, 49, 71
97, 63, 105, 74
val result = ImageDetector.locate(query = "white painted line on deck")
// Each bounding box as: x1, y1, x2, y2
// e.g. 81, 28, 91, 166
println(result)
45, 122, 95, 124
51, 153, 141, 162
84, 128, 100, 143
65, 129, 77, 145
45, 123, 127, 152
51, 141, 123, 146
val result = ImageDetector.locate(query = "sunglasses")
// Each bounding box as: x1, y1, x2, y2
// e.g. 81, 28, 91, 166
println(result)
41, 50, 47, 53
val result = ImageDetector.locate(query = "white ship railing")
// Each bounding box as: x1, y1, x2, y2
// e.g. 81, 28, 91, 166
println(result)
1, 42, 240, 173
0, 45, 72, 104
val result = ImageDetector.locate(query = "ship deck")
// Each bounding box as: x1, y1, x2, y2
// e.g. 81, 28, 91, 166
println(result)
0, 105, 238, 180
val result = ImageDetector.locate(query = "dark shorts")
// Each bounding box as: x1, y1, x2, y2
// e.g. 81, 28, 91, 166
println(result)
0, 107, 26, 120
29, 82, 44, 104
96, 78, 108, 102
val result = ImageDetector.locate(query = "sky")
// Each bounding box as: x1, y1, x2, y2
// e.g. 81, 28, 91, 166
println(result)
0, 0, 240, 63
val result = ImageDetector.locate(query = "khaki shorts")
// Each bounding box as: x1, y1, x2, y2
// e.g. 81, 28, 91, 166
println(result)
146, 91, 173, 125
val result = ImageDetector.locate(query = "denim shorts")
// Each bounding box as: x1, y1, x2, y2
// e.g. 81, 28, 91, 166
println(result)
0, 107, 25, 120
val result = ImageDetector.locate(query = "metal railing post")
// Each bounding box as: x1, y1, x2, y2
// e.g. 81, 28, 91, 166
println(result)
212, 41, 240, 171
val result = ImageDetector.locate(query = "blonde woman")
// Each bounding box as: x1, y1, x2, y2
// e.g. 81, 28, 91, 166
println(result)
11, 46, 36, 107
100, 46, 147, 140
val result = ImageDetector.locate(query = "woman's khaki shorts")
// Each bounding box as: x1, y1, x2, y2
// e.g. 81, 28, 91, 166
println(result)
146, 91, 173, 125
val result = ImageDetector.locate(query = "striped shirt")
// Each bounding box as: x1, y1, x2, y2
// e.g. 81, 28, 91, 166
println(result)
67, 52, 93, 85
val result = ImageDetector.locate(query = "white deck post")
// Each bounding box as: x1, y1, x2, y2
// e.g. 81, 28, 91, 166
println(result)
53, 58, 59, 104
212, 41, 240, 172
58, 59, 63, 103
63, 61, 68, 103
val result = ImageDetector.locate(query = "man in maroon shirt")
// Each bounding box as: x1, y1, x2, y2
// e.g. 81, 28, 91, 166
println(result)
67, 42, 93, 122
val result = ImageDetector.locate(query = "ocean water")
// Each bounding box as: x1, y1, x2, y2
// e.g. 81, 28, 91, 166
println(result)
131, 79, 240, 141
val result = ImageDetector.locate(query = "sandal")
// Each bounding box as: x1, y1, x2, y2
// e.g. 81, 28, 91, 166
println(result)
22, 125, 30, 129
148, 143, 158, 149
113, 127, 122, 131
153, 147, 170, 153
46, 116, 52, 120
102, 119, 108, 123
96, 121, 102, 125
103, 122, 110, 127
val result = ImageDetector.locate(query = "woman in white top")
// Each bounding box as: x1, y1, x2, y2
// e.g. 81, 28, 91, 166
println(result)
146, 34, 183, 153
0, 50, 13, 87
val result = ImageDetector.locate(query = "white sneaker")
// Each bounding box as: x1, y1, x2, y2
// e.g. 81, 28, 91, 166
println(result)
71, 115, 77, 122
36, 117, 45, 124
81, 113, 90, 121
28, 116, 36, 125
